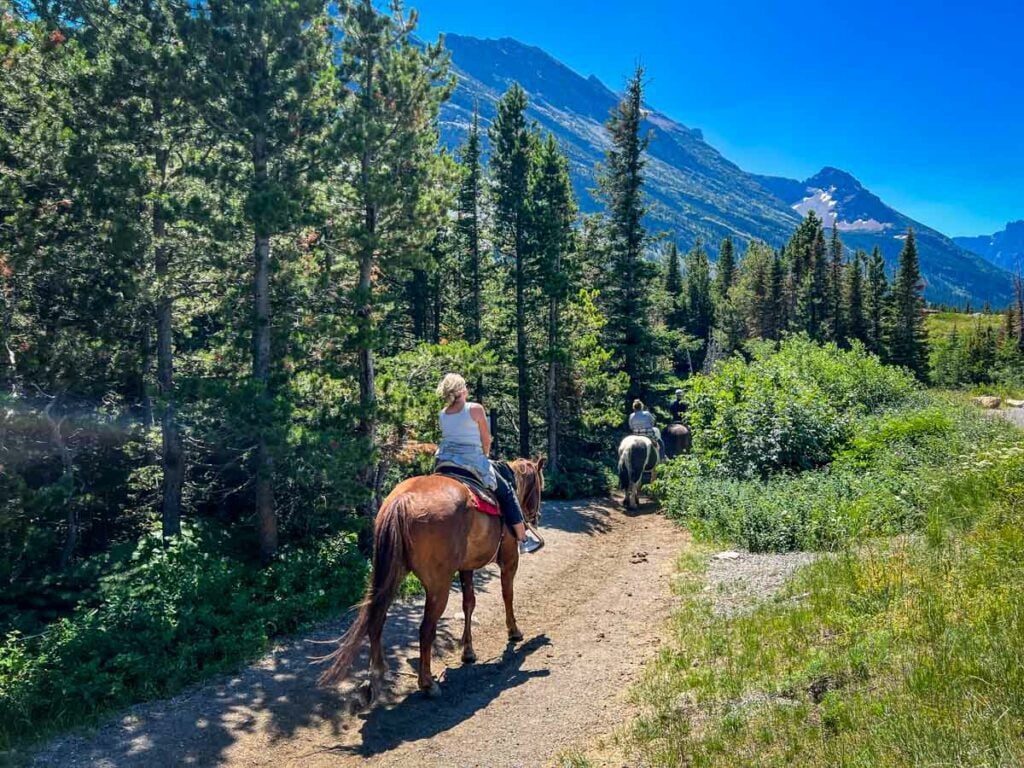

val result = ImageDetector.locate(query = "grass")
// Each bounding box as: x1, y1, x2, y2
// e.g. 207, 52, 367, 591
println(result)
627, 404, 1024, 766
926, 310, 1003, 339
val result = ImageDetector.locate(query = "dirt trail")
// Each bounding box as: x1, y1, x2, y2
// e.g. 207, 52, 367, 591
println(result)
34, 499, 686, 768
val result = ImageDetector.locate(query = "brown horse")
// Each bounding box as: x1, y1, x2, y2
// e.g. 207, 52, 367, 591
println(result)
317, 457, 546, 701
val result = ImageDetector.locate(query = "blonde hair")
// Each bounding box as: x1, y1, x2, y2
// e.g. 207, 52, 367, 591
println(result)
437, 373, 467, 406
632, 399, 644, 411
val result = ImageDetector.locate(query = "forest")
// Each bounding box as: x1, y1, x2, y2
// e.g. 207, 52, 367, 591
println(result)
2, 0, 1024, 754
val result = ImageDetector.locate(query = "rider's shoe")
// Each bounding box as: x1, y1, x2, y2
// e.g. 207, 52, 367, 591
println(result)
518, 533, 542, 554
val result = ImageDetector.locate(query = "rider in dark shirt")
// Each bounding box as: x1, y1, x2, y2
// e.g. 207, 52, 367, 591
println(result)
669, 389, 688, 422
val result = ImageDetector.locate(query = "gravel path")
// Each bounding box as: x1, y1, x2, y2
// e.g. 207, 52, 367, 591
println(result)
996, 406, 1024, 430
32, 498, 687, 768
704, 550, 818, 617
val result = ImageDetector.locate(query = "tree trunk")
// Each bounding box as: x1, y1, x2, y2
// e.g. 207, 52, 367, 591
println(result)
515, 221, 530, 457
152, 137, 185, 540
546, 293, 559, 474
356, 148, 378, 540
252, 130, 277, 563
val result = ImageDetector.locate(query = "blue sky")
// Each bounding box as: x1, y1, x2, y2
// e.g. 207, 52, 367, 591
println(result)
410, 0, 1023, 237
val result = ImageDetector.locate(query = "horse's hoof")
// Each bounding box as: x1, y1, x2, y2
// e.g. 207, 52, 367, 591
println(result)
462, 649, 477, 664
508, 629, 523, 642
355, 679, 374, 709
423, 681, 442, 699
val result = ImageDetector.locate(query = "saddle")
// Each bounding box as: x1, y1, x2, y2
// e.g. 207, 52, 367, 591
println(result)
434, 461, 501, 517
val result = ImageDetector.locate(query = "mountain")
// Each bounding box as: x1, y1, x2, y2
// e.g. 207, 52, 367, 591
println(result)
438, 34, 1014, 307
439, 35, 800, 253
954, 221, 1024, 274
754, 168, 1014, 306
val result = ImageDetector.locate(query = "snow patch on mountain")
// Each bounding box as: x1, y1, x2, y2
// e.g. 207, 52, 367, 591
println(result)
837, 217, 889, 233
793, 188, 837, 225
791, 187, 892, 233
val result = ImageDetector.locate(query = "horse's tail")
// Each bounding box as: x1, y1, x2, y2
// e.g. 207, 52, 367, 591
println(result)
617, 441, 633, 490
317, 494, 409, 687
632, 439, 653, 476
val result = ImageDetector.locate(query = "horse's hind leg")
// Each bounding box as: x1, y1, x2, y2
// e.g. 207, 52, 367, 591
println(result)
418, 578, 450, 697
459, 570, 477, 664
366, 582, 394, 702
500, 555, 523, 642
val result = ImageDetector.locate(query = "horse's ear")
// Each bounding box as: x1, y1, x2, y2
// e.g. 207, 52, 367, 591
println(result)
534, 455, 546, 472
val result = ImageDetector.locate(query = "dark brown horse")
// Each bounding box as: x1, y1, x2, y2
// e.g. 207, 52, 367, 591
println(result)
317, 457, 545, 701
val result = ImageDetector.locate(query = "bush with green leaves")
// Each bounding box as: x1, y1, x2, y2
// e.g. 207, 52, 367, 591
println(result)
684, 337, 918, 480
655, 397, 1017, 552
0, 529, 365, 749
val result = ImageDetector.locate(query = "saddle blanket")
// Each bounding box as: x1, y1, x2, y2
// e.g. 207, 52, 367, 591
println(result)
434, 463, 500, 517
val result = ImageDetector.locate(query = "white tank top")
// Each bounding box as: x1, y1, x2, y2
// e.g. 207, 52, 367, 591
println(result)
439, 402, 482, 447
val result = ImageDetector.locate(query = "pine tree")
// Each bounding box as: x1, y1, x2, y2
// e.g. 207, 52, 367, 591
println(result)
333, 0, 452, 526
714, 236, 736, 304
597, 65, 654, 403
67, 0, 201, 540
684, 243, 714, 350
735, 241, 777, 340
457, 105, 484, 344
663, 242, 684, 330
786, 212, 827, 338
530, 133, 577, 476
769, 248, 785, 339
865, 246, 889, 356
844, 250, 868, 345
489, 83, 536, 456
1014, 272, 1024, 352
886, 229, 928, 377
198, 0, 336, 561
828, 226, 845, 343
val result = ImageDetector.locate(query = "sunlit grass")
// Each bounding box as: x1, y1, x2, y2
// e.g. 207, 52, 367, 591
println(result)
629, 427, 1024, 766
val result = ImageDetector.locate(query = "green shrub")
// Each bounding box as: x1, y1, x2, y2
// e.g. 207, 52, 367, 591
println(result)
0, 529, 366, 749
685, 337, 918, 480
655, 389, 1015, 552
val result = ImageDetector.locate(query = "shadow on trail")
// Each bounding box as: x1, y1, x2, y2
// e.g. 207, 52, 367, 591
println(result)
621, 499, 660, 518
538, 498, 615, 536
316, 634, 551, 759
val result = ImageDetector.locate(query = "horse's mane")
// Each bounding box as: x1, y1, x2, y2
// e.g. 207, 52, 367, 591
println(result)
509, 458, 544, 521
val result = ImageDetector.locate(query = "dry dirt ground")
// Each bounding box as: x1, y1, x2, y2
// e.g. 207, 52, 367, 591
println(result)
32, 498, 687, 768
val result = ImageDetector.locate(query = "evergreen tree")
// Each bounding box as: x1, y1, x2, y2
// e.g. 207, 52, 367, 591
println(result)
684, 242, 714, 350
735, 241, 778, 341
489, 83, 536, 456
198, 0, 337, 560
786, 211, 827, 338
769, 248, 785, 339
1015, 273, 1024, 352
714, 236, 736, 304
596, 65, 654, 403
886, 229, 928, 377
865, 246, 889, 356
530, 133, 577, 476
828, 226, 845, 342
457, 106, 484, 344
332, 0, 452, 524
663, 241, 684, 330
65, 0, 205, 540
844, 250, 868, 345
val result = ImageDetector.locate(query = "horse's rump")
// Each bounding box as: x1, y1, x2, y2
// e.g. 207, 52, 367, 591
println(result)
617, 434, 657, 489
